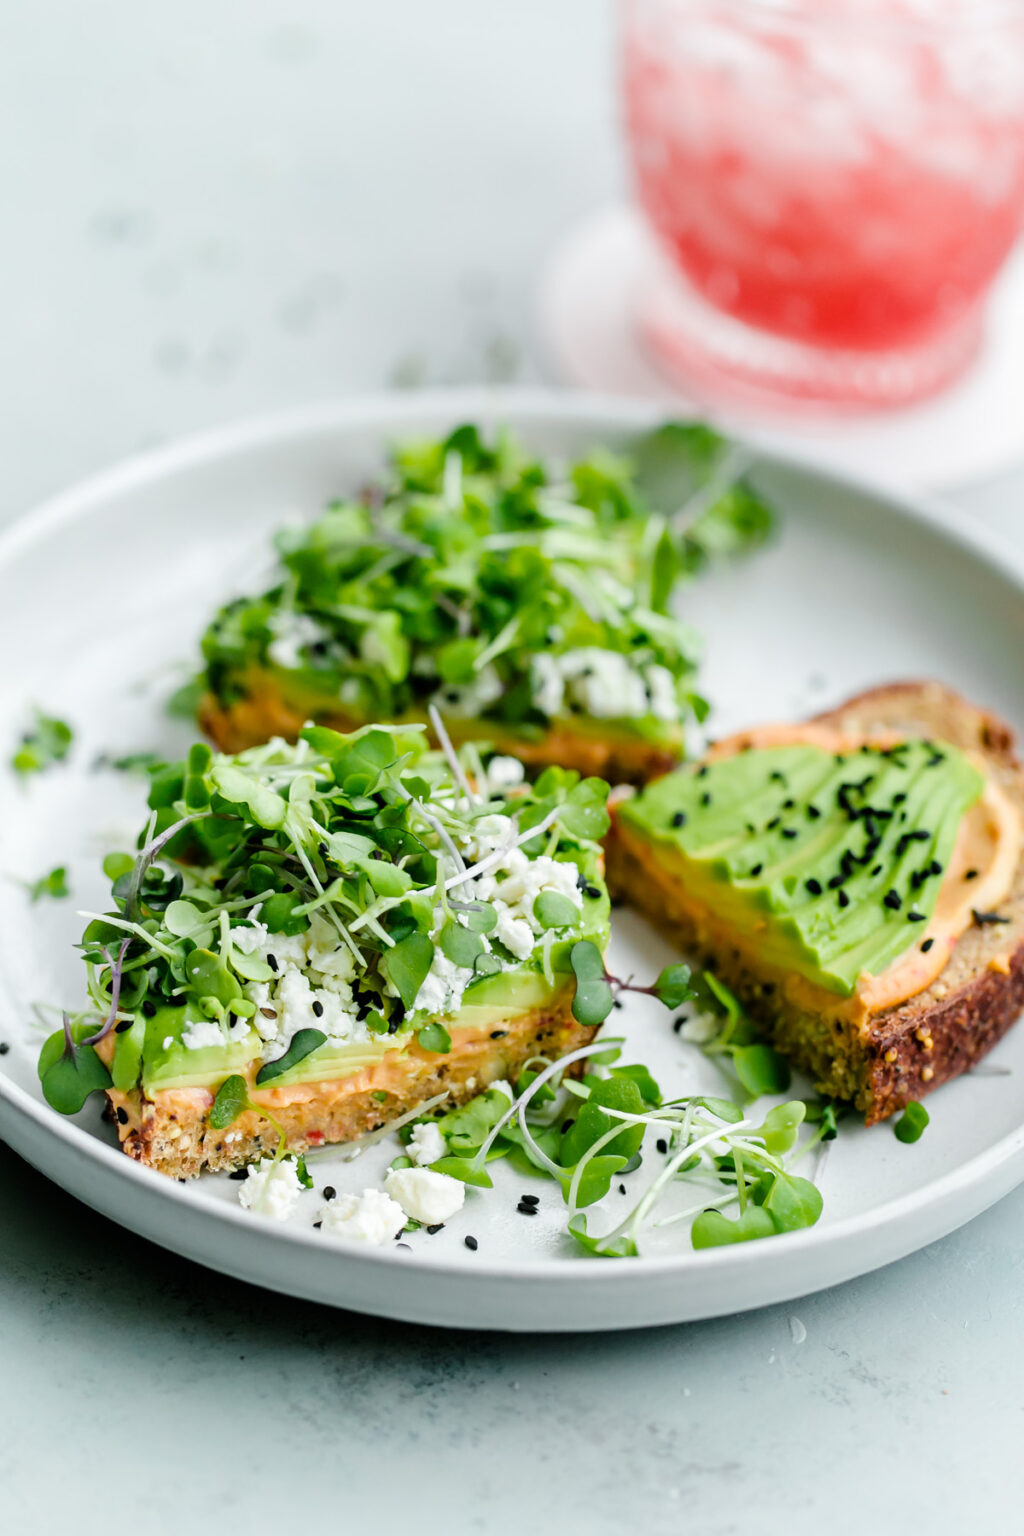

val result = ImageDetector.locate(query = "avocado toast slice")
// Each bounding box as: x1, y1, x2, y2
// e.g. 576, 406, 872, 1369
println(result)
38, 726, 612, 1178
606, 682, 1024, 1122
197, 422, 774, 784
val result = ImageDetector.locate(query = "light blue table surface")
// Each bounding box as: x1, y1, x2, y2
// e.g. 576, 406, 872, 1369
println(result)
3, 5, 1023, 1532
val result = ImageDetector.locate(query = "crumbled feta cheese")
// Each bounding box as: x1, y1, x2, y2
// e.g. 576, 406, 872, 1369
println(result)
433, 663, 504, 718
274, 967, 365, 1047
484, 755, 525, 794
267, 611, 329, 671
560, 648, 649, 719
460, 812, 515, 860
181, 1018, 227, 1051
530, 653, 564, 718
412, 946, 475, 1017
319, 1187, 406, 1245
238, 1157, 304, 1221
493, 901, 535, 960
408, 1121, 447, 1166
230, 912, 366, 1061
161, 1035, 174, 1051
304, 912, 357, 982
385, 1166, 466, 1225
497, 853, 582, 913
645, 663, 681, 723
530, 647, 675, 723
679, 1013, 721, 1045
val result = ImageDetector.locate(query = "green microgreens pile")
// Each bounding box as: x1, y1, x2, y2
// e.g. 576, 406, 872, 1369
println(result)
37, 723, 614, 1114
199, 421, 774, 738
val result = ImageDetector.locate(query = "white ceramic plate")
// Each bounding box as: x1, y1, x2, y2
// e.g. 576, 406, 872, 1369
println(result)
3, 388, 1024, 1333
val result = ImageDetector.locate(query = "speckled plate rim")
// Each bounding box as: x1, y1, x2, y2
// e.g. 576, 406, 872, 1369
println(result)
3, 386, 1024, 1332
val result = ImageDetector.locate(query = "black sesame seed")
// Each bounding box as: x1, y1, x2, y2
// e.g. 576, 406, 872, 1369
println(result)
114, 1017, 133, 1033
584, 884, 601, 899
749, 863, 763, 877
671, 811, 687, 828
313, 1221, 323, 1230
228, 1168, 248, 1181
700, 792, 712, 808
323, 1185, 336, 1201
929, 860, 943, 876
312, 1000, 324, 1018
516, 1201, 538, 1216
619, 1183, 627, 1195
267, 953, 279, 972
672, 1015, 688, 1034
964, 868, 979, 881
490, 1029, 508, 1039
697, 765, 709, 778
656, 1138, 668, 1154
427, 1223, 445, 1234
520, 1193, 539, 1206
766, 817, 780, 830
116, 1107, 129, 1124
883, 889, 902, 910
260, 1007, 277, 1019
838, 890, 850, 909
806, 878, 822, 896
921, 938, 935, 952
807, 805, 821, 820
907, 910, 926, 923
464, 1235, 478, 1251
781, 829, 797, 840
142, 1001, 156, 1018
893, 792, 907, 804
871, 865, 882, 877
782, 799, 795, 810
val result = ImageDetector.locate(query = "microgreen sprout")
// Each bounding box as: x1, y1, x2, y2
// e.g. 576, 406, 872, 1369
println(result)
24, 866, 71, 902
12, 709, 73, 777
894, 1101, 930, 1143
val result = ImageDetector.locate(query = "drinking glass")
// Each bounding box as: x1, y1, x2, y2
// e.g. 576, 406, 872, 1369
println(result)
622, 0, 1024, 406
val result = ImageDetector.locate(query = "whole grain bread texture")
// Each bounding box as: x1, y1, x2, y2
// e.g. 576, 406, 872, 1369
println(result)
104, 991, 596, 1178
605, 681, 1024, 1122
199, 670, 680, 786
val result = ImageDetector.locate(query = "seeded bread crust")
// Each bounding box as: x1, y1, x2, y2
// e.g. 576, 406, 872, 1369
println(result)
199, 677, 680, 786
104, 994, 596, 1179
606, 681, 1024, 1122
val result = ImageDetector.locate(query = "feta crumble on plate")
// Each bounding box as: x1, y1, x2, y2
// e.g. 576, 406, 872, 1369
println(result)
408, 1121, 447, 1166
319, 1188, 406, 1246
237, 1156, 304, 1221
385, 1166, 466, 1225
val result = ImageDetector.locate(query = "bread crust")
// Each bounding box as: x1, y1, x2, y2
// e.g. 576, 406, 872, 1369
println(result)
200, 681, 681, 786
105, 993, 596, 1179
607, 680, 1024, 1122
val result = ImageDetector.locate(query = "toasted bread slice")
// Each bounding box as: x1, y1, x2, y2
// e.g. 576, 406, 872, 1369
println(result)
606, 681, 1024, 1122
200, 673, 681, 785
104, 990, 595, 1178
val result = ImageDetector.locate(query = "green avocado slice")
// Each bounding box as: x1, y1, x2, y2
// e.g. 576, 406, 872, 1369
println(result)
619, 738, 984, 996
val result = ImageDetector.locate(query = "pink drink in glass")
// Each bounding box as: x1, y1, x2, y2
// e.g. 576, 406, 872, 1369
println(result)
623, 0, 1024, 406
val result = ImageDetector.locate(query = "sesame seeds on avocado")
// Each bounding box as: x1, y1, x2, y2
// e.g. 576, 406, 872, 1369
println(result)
618, 739, 985, 996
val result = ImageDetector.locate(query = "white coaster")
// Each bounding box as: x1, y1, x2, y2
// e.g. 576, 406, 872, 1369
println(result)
537, 205, 1024, 493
